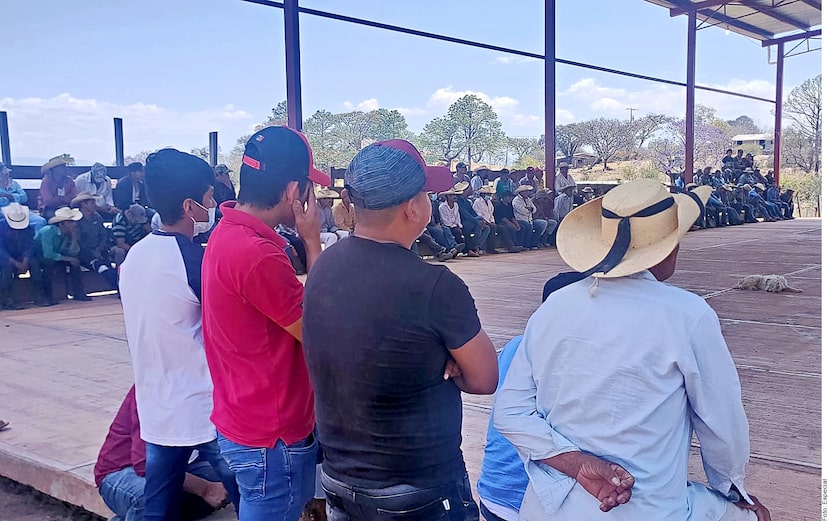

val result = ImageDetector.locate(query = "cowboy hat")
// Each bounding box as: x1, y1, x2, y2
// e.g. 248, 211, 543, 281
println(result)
741, 184, 752, 190
685, 183, 699, 189
439, 189, 460, 196
754, 183, 766, 191
70, 193, 100, 208
514, 185, 534, 194
315, 187, 340, 199
41, 154, 75, 174
1, 203, 29, 230
556, 179, 713, 279
48, 206, 82, 225
453, 181, 470, 192
477, 185, 496, 195
582, 187, 594, 193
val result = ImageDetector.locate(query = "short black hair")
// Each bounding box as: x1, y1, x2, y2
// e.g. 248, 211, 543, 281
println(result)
145, 149, 215, 225
236, 142, 309, 209
127, 162, 144, 174
726, 148, 733, 153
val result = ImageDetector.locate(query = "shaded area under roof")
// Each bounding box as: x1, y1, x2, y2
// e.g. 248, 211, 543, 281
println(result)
644, 0, 822, 43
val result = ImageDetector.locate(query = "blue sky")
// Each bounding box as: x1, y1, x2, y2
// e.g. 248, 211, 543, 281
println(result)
0, 0, 822, 164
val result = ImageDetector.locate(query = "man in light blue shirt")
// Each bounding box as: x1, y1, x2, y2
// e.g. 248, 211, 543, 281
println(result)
494, 180, 770, 521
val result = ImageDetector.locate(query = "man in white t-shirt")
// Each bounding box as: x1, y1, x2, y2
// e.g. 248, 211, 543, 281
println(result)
119, 148, 239, 520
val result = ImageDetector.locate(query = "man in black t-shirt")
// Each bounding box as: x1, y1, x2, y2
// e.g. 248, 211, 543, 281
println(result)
303, 140, 498, 521
493, 193, 526, 250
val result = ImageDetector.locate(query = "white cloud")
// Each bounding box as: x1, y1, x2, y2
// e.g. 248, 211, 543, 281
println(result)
395, 107, 428, 117
492, 55, 536, 65
0, 93, 256, 164
425, 86, 542, 130
559, 77, 782, 128
342, 98, 379, 111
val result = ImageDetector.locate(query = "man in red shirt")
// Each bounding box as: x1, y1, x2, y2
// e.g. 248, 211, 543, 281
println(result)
38, 155, 78, 219
202, 126, 329, 521
94, 387, 230, 521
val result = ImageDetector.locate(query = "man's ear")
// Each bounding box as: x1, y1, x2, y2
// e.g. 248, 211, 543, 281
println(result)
282, 181, 301, 204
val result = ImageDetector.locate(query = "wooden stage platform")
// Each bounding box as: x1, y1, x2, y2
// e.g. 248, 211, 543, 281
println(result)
0, 218, 820, 520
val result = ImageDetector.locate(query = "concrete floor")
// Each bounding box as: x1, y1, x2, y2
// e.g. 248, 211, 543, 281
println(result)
0, 218, 820, 520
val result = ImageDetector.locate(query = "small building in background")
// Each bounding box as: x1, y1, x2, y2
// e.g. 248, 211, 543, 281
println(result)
732, 133, 774, 152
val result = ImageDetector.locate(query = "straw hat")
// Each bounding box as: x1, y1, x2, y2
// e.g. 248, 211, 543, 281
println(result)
477, 185, 496, 195
70, 193, 100, 208
1, 203, 29, 230
754, 183, 766, 191
741, 184, 752, 190
439, 189, 460, 196
515, 185, 533, 194
41, 154, 74, 174
582, 187, 594, 193
453, 181, 470, 192
48, 206, 82, 225
315, 187, 340, 199
556, 179, 713, 279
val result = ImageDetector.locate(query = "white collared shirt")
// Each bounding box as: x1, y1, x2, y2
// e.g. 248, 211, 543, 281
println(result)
439, 201, 462, 228
473, 196, 495, 224
512, 196, 535, 223
494, 271, 751, 520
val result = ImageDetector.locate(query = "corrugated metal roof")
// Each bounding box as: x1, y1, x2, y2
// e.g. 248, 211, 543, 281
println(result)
644, 0, 821, 43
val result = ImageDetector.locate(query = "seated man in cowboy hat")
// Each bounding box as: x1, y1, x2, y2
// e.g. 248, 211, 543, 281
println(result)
494, 179, 770, 521
456, 181, 490, 255
512, 185, 546, 249
317, 187, 349, 249
72, 194, 118, 289
440, 187, 479, 256
475, 185, 521, 254
34, 206, 91, 302
38, 155, 78, 220
0, 203, 45, 309
531, 188, 557, 247
753, 184, 784, 220
74, 162, 118, 217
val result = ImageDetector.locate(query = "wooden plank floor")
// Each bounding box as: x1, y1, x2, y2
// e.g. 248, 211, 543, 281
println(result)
0, 218, 820, 520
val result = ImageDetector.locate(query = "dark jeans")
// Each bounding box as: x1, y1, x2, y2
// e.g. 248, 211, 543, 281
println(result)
144, 439, 240, 521
322, 471, 479, 521
78, 247, 118, 289
41, 259, 86, 300
414, 230, 444, 256
447, 227, 467, 252
0, 256, 36, 304
481, 222, 498, 252
462, 220, 489, 251
427, 224, 457, 250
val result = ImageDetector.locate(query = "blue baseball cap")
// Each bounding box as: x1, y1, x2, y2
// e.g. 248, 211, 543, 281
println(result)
345, 140, 453, 210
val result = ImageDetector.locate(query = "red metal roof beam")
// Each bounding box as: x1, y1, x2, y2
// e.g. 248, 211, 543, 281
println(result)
669, 0, 731, 16
762, 28, 821, 46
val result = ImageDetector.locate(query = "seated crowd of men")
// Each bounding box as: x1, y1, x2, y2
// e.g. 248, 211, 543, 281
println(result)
84, 131, 768, 521
291, 162, 596, 268
0, 156, 237, 310
669, 148, 795, 228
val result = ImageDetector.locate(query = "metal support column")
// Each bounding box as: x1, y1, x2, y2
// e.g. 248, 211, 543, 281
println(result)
683, 13, 697, 183
772, 43, 785, 186
0, 112, 11, 167
114, 118, 125, 167
209, 132, 219, 167
284, 0, 303, 130
543, 0, 555, 189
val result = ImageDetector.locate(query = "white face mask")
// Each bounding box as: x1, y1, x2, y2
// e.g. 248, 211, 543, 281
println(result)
191, 201, 216, 237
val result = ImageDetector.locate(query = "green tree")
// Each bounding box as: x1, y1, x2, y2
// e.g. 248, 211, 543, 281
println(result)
783, 75, 821, 173
419, 116, 465, 164
303, 110, 343, 170
336, 111, 377, 152
369, 108, 413, 141
726, 115, 761, 136
446, 94, 505, 165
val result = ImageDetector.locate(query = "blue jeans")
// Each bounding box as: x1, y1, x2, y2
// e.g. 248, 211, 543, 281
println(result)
144, 439, 240, 521
217, 432, 318, 521
479, 501, 509, 521
100, 458, 224, 521
427, 224, 457, 250
322, 471, 479, 521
